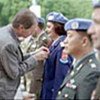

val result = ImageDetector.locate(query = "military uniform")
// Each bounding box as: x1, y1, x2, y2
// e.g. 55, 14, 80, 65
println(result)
57, 52, 100, 99
28, 31, 52, 95
56, 18, 100, 99
21, 31, 51, 54
20, 31, 51, 92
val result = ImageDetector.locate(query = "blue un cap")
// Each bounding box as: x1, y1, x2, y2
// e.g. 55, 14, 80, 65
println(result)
47, 12, 68, 24
64, 18, 92, 31
37, 17, 45, 25
92, 0, 100, 8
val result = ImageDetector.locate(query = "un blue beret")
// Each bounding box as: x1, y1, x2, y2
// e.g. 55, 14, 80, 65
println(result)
37, 17, 45, 24
92, 0, 100, 8
47, 12, 68, 24
64, 18, 92, 31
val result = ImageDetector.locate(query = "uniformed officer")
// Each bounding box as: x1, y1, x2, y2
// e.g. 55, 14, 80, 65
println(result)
56, 18, 100, 100
20, 17, 52, 98
28, 17, 52, 98
40, 12, 73, 99
88, 0, 100, 99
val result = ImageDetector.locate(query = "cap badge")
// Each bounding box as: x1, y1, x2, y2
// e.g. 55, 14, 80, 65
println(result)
71, 21, 79, 29
48, 16, 54, 20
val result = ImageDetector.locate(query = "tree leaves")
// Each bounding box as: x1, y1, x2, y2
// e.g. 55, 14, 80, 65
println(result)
0, 0, 93, 26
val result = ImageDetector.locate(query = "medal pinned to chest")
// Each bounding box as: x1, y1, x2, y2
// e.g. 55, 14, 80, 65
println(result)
60, 49, 68, 64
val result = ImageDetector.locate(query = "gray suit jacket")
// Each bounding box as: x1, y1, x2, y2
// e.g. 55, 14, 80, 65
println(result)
57, 52, 100, 100
0, 25, 38, 99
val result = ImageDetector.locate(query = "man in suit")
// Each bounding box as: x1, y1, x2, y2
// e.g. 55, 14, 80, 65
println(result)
0, 8, 49, 99
88, 0, 100, 99
56, 18, 100, 99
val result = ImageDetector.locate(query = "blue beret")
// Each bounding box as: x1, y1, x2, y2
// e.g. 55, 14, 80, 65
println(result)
47, 12, 68, 24
64, 18, 92, 31
92, 0, 100, 8
37, 17, 45, 25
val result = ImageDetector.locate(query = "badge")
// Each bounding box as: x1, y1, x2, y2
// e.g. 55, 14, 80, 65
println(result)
60, 51, 68, 64
64, 94, 68, 98
70, 71, 74, 76
66, 82, 76, 89
89, 59, 93, 63
91, 63, 96, 68
48, 15, 54, 20
60, 42, 65, 47
58, 91, 61, 95
42, 36, 47, 41
70, 79, 75, 84
71, 21, 79, 30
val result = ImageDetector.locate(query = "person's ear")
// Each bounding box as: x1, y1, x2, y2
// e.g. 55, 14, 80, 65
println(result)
82, 36, 88, 47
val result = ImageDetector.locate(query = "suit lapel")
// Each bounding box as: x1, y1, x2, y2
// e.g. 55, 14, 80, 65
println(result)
18, 46, 24, 61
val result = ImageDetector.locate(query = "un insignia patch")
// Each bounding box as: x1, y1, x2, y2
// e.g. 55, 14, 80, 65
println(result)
48, 15, 54, 20
71, 21, 79, 30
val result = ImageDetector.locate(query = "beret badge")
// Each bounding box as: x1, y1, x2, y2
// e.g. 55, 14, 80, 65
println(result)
71, 21, 79, 29
48, 16, 54, 20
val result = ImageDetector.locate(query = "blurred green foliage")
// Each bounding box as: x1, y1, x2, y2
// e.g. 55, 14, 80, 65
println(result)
0, 0, 31, 26
39, 0, 93, 19
0, 0, 93, 26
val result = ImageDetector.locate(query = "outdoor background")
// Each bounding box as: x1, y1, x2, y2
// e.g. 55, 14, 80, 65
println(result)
0, 0, 93, 26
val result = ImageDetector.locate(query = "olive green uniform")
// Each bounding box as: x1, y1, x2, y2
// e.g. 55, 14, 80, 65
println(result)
57, 52, 100, 100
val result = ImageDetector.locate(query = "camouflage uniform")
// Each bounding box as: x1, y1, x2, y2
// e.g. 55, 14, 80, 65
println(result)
20, 31, 52, 97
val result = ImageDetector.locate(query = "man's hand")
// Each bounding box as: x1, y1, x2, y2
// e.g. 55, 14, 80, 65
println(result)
33, 46, 50, 61
23, 92, 36, 100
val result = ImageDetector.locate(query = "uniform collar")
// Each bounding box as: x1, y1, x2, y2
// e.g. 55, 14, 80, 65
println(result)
51, 35, 66, 47
74, 51, 95, 68
60, 51, 96, 88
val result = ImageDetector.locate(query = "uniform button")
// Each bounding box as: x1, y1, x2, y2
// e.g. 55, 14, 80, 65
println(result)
58, 91, 61, 95
89, 59, 92, 63
64, 94, 68, 98
71, 84, 77, 89
51, 89, 54, 92
42, 36, 46, 40
70, 79, 75, 84
70, 71, 74, 76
